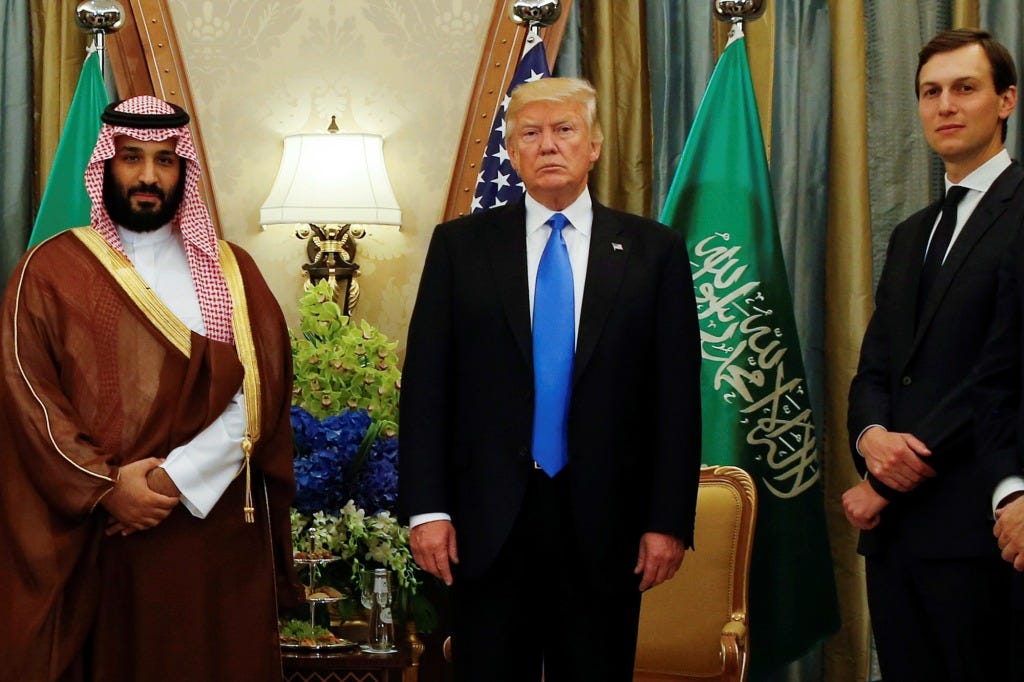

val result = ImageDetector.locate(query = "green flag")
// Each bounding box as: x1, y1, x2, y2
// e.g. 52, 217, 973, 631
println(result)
29, 50, 109, 248
661, 30, 840, 675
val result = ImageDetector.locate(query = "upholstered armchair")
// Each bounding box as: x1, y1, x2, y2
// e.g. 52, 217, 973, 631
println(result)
633, 465, 757, 682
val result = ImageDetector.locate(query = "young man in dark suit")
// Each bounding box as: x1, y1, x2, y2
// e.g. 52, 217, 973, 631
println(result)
843, 29, 1023, 680
399, 77, 702, 681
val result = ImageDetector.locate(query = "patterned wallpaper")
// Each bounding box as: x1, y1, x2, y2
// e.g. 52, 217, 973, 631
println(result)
167, 0, 491, 350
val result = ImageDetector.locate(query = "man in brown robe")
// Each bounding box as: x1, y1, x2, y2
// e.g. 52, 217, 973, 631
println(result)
0, 96, 301, 681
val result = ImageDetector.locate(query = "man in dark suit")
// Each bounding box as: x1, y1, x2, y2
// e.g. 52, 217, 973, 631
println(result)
971, 172, 1024, 679
399, 77, 701, 681
977, 247, 1024, 581
843, 29, 1023, 680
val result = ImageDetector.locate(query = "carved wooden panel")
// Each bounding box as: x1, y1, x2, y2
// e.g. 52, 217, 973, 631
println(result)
105, 0, 220, 231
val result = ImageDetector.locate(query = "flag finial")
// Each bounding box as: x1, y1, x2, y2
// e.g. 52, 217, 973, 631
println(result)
713, 0, 767, 24
74, 0, 125, 33
509, 1, 562, 29
75, 1, 125, 78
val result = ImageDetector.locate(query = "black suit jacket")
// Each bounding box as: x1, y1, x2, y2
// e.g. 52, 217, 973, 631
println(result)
399, 196, 702, 587
972, 208, 1024, 612
848, 162, 1024, 558
975, 218, 1024, 501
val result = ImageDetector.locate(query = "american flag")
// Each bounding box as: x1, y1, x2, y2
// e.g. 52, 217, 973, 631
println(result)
471, 35, 550, 213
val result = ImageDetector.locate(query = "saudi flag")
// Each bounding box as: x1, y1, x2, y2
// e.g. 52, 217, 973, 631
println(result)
29, 49, 109, 248
660, 26, 840, 675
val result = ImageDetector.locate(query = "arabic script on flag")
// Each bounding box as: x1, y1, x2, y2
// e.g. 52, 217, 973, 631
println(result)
691, 231, 820, 500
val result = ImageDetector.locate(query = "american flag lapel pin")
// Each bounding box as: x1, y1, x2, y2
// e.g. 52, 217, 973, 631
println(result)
612, 242, 623, 251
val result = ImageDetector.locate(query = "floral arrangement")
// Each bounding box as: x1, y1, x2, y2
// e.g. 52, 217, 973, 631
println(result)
291, 406, 399, 516
290, 504, 418, 608
288, 281, 433, 629
291, 281, 400, 423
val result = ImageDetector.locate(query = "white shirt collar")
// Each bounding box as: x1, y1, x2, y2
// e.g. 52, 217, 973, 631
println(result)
524, 190, 593, 237
116, 222, 176, 249
946, 148, 1011, 194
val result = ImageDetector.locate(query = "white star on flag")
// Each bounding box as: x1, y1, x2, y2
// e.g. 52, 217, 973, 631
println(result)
495, 171, 511, 191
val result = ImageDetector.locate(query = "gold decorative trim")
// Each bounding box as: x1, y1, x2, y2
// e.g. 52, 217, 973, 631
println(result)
72, 227, 192, 356
698, 464, 757, 680
219, 241, 262, 523
702, 464, 758, 509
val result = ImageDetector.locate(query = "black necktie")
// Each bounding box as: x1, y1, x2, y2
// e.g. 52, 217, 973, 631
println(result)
919, 185, 969, 304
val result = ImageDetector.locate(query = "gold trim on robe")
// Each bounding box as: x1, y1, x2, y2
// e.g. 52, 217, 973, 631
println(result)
219, 241, 262, 523
72, 227, 192, 356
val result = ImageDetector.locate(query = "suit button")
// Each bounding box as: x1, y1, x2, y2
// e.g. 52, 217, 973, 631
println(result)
518, 446, 530, 459
901, 376, 912, 386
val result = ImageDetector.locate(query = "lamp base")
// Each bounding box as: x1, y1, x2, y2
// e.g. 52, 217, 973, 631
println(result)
297, 223, 362, 316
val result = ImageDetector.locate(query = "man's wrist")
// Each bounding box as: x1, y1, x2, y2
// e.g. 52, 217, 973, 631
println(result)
994, 476, 1024, 515
410, 512, 451, 528
867, 474, 899, 501
1000, 491, 1024, 509
856, 424, 886, 456
147, 467, 181, 497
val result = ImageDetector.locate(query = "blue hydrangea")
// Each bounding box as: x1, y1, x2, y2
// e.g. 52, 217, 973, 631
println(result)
290, 406, 320, 453
291, 407, 400, 517
348, 437, 399, 514
374, 433, 399, 464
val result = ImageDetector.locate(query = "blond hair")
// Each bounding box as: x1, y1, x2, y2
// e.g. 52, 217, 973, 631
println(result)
505, 77, 604, 144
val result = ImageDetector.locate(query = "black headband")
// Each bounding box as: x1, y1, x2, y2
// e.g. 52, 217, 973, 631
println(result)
101, 101, 190, 128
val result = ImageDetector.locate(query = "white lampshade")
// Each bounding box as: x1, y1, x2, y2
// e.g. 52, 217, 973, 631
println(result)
259, 132, 401, 227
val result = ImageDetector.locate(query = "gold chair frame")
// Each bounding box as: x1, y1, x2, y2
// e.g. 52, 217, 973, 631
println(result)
634, 465, 757, 682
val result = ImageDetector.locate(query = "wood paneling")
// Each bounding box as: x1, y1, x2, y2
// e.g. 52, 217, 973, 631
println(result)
106, 0, 220, 231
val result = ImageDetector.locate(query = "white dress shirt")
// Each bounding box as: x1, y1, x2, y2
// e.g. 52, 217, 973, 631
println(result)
524, 191, 592, 341
410, 190, 594, 529
117, 224, 244, 518
926, 148, 1012, 264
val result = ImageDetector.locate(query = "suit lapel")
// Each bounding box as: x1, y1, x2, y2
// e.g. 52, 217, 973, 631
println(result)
483, 201, 533, 369
573, 202, 629, 384
906, 202, 941, 310
912, 163, 1024, 353
889, 202, 942, 357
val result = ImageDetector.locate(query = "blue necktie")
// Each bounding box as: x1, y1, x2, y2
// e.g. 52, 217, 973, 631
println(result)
532, 213, 574, 477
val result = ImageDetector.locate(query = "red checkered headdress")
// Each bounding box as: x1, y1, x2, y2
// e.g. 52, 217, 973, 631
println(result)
85, 95, 233, 344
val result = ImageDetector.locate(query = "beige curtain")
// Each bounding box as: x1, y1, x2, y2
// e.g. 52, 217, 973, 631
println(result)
953, 0, 980, 28
580, 1, 652, 215
823, 0, 873, 680
30, 0, 91, 203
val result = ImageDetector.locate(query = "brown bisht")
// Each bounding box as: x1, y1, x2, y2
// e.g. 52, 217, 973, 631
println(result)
0, 231, 302, 681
